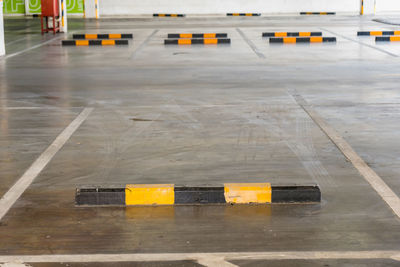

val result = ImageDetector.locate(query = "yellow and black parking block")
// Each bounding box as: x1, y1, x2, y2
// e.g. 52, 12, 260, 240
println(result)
300, 12, 335, 15
358, 31, 400, 36
376, 36, 400, 42
164, 38, 231, 45
75, 183, 321, 206
167, 33, 228, 38
153, 14, 185, 17
72, 33, 133, 39
62, 39, 129, 46
227, 13, 261, 16
263, 32, 322, 37
269, 37, 336, 43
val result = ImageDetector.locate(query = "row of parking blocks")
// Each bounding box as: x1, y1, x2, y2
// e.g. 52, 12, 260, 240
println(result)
358, 31, 400, 42
263, 31, 335, 43
165, 31, 336, 45
164, 33, 231, 45
62, 33, 133, 46
61, 31, 337, 47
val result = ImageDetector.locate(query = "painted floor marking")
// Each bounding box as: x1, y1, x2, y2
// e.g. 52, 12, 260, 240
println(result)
197, 256, 239, 267
5, 36, 28, 46
0, 108, 93, 221
236, 28, 266, 59
0, 251, 400, 264
290, 90, 400, 218
0, 107, 61, 110
4, 36, 64, 60
320, 27, 398, 57
131, 29, 158, 59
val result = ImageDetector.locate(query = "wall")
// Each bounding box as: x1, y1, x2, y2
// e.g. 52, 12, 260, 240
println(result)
101, 0, 361, 15
376, 0, 400, 12
3, 0, 400, 16
3, 0, 83, 14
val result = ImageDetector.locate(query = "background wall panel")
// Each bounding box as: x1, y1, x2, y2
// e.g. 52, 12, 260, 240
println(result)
101, 0, 359, 15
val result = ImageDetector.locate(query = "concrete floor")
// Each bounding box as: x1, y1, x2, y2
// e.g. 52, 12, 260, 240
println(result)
1, 15, 400, 266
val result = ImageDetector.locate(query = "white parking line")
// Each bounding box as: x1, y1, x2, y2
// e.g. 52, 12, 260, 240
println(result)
0, 107, 61, 110
0, 251, 399, 264
0, 108, 93, 221
236, 28, 266, 59
290, 90, 400, 218
4, 36, 64, 60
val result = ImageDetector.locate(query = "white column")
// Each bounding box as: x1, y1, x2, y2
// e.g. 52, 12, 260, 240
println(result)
84, 0, 99, 19
0, 0, 5, 56
59, 0, 68, 32
361, 0, 375, 15
25, 0, 30, 15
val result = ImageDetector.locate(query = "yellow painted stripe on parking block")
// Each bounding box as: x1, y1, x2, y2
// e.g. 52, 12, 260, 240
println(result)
85, 34, 97, 39
125, 184, 175, 205
76, 40, 89, 46
321, 12, 327, 15
178, 39, 192, 45
390, 36, 400, 41
299, 32, 311, 37
203, 33, 216, 38
394, 31, 400, 35
102, 40, 115, 45
276, 32, 287, 37
233, 13, 239, 16
283, 37, 297, 43
204, 38, 218, 44
171, 14, 177, 17
158, 14, 165, 17
224, 183, 271, 204
310, 37, 323, 43
245, 13, 252, 16
370, 31, 383, 36
180, 33, 192, 38
109, 34, 122, 39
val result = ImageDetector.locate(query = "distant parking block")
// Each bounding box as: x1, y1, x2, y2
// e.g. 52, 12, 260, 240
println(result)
300, 12, 336, 15
73, 34, 133, 39
358, 31, 400, 36
227, 13, 261, 16
263, 32, 322, 37
164, 38, 231, 45
376, 36, 400, 42
167, 33, 228, 38
153, 14, 185, 17
75, 184, 321, 206
269, 37, 336, 43
62, 40, 129, 46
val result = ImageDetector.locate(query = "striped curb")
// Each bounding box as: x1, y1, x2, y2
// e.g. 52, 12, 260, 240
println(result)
227, 13, 261, 16
153, 14, 185, 17
72, 34, 133, 39
62, 40, 129, 46
300, 12, 336, 15
164, 38, 231, 45
358, 31, 400, 36
75, 183, 321, 206
263, 32, 322, 37
269, 37, 336, 43
167, 33, 228, 38
376, 36, 400, 42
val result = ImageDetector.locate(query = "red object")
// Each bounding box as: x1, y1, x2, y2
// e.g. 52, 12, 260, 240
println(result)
41, 0, 60, 34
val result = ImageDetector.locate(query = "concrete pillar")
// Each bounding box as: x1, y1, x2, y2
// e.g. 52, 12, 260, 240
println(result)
84, 0, 99, 19
361, 0, 375, 15
0, 0, 5, 56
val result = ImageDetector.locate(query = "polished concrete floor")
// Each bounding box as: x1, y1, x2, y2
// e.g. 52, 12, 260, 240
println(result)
1, 15, 400, 266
